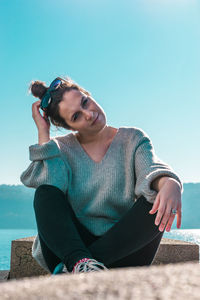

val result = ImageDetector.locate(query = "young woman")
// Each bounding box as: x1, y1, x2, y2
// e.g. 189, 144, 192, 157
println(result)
20, 77, 183, 275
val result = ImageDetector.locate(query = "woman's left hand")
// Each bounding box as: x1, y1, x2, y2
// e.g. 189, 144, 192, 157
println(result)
149, 178, 182, 232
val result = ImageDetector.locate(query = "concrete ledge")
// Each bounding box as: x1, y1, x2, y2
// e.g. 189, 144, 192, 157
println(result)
9, 236, 199, 279
0, 270, 10, 282
1, 262, 200, 299
10, 236, 48, 279
153, 238, 199, 264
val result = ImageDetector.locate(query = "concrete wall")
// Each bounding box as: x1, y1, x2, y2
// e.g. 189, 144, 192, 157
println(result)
8, 236, 199, 279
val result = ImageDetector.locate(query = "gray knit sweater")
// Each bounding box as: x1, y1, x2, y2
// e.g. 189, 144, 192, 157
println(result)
20, 126, 183, 272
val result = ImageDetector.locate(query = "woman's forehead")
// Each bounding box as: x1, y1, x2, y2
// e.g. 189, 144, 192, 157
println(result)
59, 89, 85, 119
62, 89, 85, 102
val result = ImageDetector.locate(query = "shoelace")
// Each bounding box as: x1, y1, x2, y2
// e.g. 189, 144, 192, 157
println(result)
72, 258, 108, 273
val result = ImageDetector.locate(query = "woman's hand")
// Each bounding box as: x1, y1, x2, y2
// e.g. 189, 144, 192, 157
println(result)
149, 178, 182, 232
32, 100, 50, 145
32, 100, 50, 131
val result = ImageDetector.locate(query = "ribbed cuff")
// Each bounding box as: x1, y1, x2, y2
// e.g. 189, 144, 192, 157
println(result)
146, 170, 183, 193
29, 139, 60, 161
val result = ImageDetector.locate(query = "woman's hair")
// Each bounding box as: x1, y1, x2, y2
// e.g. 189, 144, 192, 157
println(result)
29, 76, 91, 130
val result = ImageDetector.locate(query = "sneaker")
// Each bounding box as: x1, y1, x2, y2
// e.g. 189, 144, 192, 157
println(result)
72, 258, 108, 274
52, 262, 69, 276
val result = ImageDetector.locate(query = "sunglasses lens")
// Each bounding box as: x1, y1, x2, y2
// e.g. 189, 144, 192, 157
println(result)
50, 79, 61, 89
40, 79, 62, 110
41, 92, 50, 110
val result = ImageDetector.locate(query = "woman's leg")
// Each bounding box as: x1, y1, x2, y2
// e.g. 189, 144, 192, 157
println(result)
33, 184, 97, 273
34, 184, 163, 272
88, 195, 163, 266
38, 234, 61, 273
62, 193, 164, 267
106, 230, 164, 268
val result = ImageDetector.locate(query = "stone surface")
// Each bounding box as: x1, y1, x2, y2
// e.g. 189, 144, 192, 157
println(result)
1, 262, 200, 299
0, 270, 10, 282
9, 236, 48, 279
153, 238, 199, 265
9, 236, 199, 279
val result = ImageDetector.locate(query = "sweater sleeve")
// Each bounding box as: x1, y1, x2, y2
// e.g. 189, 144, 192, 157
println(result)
20, 139, 71, 194
134, 133, 183, 204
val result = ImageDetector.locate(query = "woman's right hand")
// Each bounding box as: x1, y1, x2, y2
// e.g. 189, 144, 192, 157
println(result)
32, 100, 50, 144
32, 100, 50, 132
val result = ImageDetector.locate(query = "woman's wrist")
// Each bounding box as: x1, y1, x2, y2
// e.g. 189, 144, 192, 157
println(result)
38, 131, 50, 145
159, 177, 181, 192
151, 176, 181, 192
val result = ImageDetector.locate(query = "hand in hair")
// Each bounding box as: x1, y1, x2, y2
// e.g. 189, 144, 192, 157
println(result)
32, 100, 50, 144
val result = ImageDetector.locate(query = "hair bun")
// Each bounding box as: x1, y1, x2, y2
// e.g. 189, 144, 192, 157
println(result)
29, 80, 48, 100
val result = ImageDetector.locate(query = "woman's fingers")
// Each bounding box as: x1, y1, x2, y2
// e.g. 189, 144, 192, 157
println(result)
32, 100, 50, 131
149, 194, 170, 230
176, 201, 182, 229
177, 211, 181, 229
32, 101, 43, 122
157, 204, 173, 232
149, 194, 160, 214
32, 100, 41, 117
154, 203, 166, 229
148, 179, 182, 232
165, 213, 176, 232
155, 197, 179, 232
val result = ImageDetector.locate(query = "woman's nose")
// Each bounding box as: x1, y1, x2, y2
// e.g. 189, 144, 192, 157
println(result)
84, 110, 93, 121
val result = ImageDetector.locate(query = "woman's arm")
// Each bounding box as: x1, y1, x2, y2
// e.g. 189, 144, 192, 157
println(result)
134, 134, 183, 203
20, 139, 71, 194
20, 99, 70, 193
134, 131, 183, 232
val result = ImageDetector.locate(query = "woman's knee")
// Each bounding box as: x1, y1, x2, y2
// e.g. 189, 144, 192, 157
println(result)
33, 184, 65, 211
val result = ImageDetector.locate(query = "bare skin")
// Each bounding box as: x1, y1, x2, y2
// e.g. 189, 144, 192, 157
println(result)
58, 89, 118, 145
31, 89, 118, 154
32, 100, 50, 145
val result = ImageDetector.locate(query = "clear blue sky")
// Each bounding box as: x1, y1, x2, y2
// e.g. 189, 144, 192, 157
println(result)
0, 0, 199, 185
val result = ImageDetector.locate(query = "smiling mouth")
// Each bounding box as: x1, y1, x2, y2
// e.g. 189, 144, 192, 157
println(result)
92, 113, 99, 125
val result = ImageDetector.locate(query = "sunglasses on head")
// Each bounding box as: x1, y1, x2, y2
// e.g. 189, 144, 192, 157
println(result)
40, 78, 62, 111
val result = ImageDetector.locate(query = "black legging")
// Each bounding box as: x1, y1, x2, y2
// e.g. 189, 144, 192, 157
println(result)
33, 184, 164, 273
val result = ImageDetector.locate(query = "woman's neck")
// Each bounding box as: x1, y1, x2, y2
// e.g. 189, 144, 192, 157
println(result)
75, 126, 116, 145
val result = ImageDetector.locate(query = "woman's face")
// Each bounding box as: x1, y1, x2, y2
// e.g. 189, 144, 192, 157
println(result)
58, 89, 107, 135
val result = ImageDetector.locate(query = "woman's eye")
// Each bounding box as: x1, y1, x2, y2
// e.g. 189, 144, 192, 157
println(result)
73, 113, 79, 121
83, 98, 88, 106
73, 98, 88, 121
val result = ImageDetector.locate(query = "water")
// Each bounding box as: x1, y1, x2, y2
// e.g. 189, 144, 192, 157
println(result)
0, 229, 200, 270
0, 229, 37, 270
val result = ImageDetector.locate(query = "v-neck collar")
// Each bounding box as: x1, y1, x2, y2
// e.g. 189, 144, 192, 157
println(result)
70, 127, 122, 165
